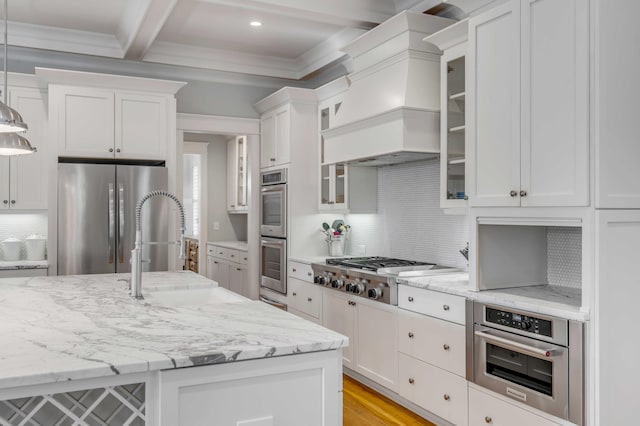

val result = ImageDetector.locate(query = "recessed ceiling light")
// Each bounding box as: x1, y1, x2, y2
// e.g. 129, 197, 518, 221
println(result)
250, 21, 262, 27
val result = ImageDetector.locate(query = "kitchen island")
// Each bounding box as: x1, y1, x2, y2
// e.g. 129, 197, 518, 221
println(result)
0, 271, 347, 425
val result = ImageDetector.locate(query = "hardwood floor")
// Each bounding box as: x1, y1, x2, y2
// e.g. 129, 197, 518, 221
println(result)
343, 375, 435, 426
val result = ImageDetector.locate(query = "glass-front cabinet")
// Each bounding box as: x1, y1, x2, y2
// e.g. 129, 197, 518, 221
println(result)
227, 135, 248, 214
319, 98, 348, 210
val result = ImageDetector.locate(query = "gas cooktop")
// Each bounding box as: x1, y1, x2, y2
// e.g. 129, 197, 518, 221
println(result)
325, 256, 434, 271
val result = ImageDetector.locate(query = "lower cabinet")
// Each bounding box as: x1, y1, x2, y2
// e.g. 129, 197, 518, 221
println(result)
288, 277, 322, 320
206, 244, 249, 298
398, 353, 468, 426
468, 387, 560, 426
322, 290, 398, 392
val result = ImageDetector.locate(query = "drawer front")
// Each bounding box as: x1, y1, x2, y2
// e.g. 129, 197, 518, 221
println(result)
288, 260, 314, 283
235, 250, 248, 265
398, 286, 467, 325
207, 245, 241, 263
206, 245, 216, 256
288, 277, 321, 318
398, 309, 466, 377
468, 387, 560, 426
398, 353, 468, 426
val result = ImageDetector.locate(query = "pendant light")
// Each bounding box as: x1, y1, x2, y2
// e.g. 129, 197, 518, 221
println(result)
0, 0, 34, 155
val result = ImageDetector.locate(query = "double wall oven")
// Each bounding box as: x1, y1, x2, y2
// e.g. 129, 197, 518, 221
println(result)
472, 302, 584, 425
260, 169, 287, 296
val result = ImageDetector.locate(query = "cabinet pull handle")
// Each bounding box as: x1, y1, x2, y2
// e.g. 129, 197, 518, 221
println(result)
230, 204, 235, 208
109, 148, 114, 153
236, 268, 241, 271
292, 292, 297, 296
10, 200, 15, 205
408, 378, 415, 384
443, 304, 450, 311
408, 296, 414, 302
520, 190, 527, 197
270, 157, 276, 161
292, 268, 297, 272
485, 417, 492, 424
2, 200, 7, 204
443, 344, 450, 350
213, 261, 218, 264
510, 190, 517, 197
408, 332, 414, 338
116, 148, 121, 153
443, 394, 450, 401
307, 297, 312, 302
307, 272, 312, 276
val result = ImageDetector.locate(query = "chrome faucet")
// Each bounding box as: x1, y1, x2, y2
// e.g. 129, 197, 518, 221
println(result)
130, 190, 186, 299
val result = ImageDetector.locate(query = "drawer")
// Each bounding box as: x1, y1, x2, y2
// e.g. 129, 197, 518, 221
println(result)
207, 245, 242, 263
468, 387, 561, 426
399, 309, 466, 377
398, 286, 467, 325
398, 353, 468, 426
288, 277, 322, 319
288, 260, 314, 283
234, 250, 248, 265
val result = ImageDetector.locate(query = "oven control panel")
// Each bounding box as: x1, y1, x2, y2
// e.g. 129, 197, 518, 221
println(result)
485, 307, 552, 337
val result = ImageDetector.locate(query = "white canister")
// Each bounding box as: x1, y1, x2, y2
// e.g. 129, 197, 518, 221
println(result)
1, 237, 22, 261
25, 234, 46, 261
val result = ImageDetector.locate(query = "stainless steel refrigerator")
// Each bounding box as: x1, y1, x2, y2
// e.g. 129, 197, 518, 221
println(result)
58, 162, 169, 275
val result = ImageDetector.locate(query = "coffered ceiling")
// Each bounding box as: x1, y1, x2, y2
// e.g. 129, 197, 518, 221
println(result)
4, 0, 485, 81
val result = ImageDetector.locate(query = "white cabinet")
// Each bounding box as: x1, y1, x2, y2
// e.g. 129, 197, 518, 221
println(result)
227, 135, 248, 213
468, 387, 560, 426
322, 290, 398, 392
260, 104, 290, 168
318, 92, 377, 213
467, 0, 589, 207
288, 277, 322, 320
206, 244, 249, 297
51, 85, 170, 160
0, 87, 48, 210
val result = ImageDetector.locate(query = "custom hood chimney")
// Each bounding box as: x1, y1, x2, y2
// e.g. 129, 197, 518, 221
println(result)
322, 11, 454, 166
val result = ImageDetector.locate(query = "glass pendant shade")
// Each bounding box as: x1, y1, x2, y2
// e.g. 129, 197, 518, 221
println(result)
0, 132, 35, 155
0, 100, 27, 133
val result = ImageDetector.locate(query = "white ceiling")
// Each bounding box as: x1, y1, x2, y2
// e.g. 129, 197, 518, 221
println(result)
3, 0, 478, 81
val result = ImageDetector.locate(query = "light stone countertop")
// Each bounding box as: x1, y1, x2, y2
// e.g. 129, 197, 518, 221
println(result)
207, 241, 248, 252
399, 273, 588, 322
0, 260, 48, 270
0, 271, 347, 390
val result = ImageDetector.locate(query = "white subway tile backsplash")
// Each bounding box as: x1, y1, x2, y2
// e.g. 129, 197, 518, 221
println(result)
547, 227, 582, 288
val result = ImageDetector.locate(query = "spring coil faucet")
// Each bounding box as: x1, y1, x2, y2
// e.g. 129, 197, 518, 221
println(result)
130, 190, 186, 299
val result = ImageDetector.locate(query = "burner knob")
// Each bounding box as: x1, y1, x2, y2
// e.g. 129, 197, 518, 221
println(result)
368, 287, 383, 300
521, 321, 532, 330
331, 279, 344, 289
345, 283, 355, 292
354, 283, 365, 295
317, 276, 328, 285
314, 275, 323, 284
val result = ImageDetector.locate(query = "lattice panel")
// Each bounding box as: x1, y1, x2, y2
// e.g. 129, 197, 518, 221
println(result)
0, 383, 145, 426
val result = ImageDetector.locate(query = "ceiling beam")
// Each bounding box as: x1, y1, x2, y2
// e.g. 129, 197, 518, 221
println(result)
197, 0, 397, 29
117, 0, 179, 60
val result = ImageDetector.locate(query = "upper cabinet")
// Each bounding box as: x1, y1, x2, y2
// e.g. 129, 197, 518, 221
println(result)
317, 78, 377, 213
467, 0, 589, 207
38, 68, 185, 162
0, 86, 49, 210
259, 104, 290, 168
227, 135, 248, 214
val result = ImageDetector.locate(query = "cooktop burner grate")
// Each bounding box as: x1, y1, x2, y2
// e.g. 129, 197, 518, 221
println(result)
326, 256, 434, 271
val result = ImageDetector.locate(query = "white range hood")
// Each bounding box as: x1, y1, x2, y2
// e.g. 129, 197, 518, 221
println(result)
322, 11, 454, 166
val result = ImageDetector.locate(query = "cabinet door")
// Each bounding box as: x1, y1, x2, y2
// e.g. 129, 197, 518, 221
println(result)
229, 263, 247, 297
520, 0, 589, 207
236, 136, 248, 210
206, 256, 215, 280
55, 86, 115, 158
468, 0, 521, 207
354, 301, 398, 392
226, 138, 237, 211
9, 88, 48, 210
274, 105, 290, 166
469, 387, 560, 426
0, 157, 9, 209
596, 210, 640, 425
322, 291, 355, 369
209, 258, 229, 290
260, 113, 275, 168
115, 92, 167, 160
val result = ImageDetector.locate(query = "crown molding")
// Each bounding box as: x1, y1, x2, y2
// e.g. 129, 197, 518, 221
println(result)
296, 27, 366, 79
118, 0, 179, 60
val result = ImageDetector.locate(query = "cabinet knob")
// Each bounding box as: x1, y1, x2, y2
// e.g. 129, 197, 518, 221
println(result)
270, 157, 276, 162
292, 268, 297, 272
408, 296, 414, 302
485, 417, 492, 424
307, 272, 312, 276
10, 200, 15, 205
408, 332, 414, 338
244, 257, 248, 261
292, 292, 297, 296
408, 378, 415, 384
509, 190, 518, 197
443, 394, 450, 401
2, 200, 7, 204
443, 344, 450, 351
443, 304, 450, 311
520, 190, 528, 197
109, 148, 114, 153
213, 261, 219, 264
116, 148, 121, 153
236, 268, 241, 271
230, 204, 235, 208
307, 297, 312, 302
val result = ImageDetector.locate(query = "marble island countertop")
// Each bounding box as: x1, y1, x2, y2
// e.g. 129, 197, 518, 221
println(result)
0, 260, 48, 270
399, 272, 588, 322
0, 271, 347, 390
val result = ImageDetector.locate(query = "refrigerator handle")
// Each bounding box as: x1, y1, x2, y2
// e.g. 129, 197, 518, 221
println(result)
108, 183, 115, 264
118, 183, 125, 263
